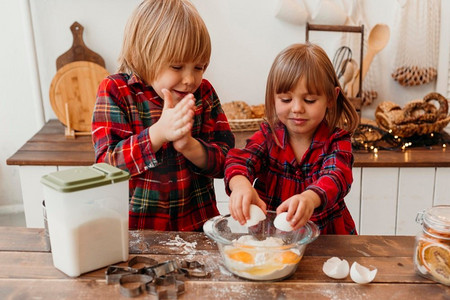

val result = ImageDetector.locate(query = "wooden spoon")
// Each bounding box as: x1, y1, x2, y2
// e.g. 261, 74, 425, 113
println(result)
361, 24, 390, 81
341, 59, 356, 95
349, 24, 390, 98
346, 67, 360, 98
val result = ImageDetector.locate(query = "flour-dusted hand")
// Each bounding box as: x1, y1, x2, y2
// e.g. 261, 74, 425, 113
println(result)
276, 190, 320, 230
229, 175, 267, 225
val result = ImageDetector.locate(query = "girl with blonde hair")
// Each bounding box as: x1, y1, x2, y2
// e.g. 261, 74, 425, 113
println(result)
225, 43, 358, 234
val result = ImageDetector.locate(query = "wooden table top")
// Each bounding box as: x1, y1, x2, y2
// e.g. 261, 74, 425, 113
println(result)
0, 227, 448, 299
6, 119, 450, 167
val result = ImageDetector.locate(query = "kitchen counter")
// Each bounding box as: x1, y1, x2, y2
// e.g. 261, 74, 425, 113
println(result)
0, 227, 448, 299
6, 119, 450, 168
6, 120, 450, 233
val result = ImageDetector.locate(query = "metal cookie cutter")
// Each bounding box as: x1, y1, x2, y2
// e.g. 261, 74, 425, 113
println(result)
106, 266, 139, 285
146, 260, 180, 278
146, 274, 185, 300
128, 255, 158, 273
179, 260, 210, 278
119, 274, 154, 298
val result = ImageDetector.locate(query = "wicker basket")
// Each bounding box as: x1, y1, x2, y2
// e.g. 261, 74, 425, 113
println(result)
229, 118, 264, 132
377, 116, 450, 138
375, 92, 450, 138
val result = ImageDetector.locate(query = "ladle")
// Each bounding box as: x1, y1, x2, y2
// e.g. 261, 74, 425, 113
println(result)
361, 24, 390, 80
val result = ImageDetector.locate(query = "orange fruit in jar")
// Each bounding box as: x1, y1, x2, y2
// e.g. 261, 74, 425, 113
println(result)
226, 249, 254, 264
420, 243, 450, 285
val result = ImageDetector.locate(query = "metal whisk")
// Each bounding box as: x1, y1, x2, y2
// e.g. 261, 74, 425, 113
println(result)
332, 46, 352, 79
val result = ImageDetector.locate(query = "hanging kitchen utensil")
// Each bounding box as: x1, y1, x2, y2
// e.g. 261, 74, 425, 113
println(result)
361, 24, 390, 81
340, 0, 379, 107
332, 46, 352, 79
350, 24, 390, 99
341, 59, 357, 96
56, 22, 105, 70
346, 67, 360, 98
49, 21, 109, 138
391, 0, 440, 86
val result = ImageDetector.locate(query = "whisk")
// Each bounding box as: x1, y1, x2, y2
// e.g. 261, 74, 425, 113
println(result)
332, 46, 352, 79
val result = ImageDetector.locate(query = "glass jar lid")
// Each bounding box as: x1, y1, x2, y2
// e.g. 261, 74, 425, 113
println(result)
420, 205, 450, 237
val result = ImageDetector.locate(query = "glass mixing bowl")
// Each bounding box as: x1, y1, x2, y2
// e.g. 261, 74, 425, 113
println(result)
203, 211, 320, 281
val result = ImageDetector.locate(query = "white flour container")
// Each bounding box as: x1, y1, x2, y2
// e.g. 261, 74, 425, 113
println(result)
41, 163, 130, 277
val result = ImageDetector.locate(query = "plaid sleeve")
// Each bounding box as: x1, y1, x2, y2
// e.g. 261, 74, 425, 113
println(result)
224, 128, 268, 194
189, 80, 235, 178
305, 131, 354, 211
91, 76, 160, 176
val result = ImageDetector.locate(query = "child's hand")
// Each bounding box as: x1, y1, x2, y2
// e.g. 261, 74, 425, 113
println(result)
229, 175, 267, 225
158, 89, 195, 142
172, 118, 194, 152
276, 190, 321, 230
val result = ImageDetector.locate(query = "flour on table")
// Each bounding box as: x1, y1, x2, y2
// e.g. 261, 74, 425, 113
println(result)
164, 234, 197, 253
162, 234, 209, 260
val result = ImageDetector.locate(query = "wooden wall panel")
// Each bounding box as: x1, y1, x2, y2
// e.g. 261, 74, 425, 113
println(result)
434, 167, 450, 206
345, 167, 361, 233
19, 166, 57, 228
396, 168, 435, 235
360, 168, 398, 235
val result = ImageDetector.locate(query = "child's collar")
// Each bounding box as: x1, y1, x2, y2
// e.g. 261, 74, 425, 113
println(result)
274, 120, 330, 149
128, 73, 146, 86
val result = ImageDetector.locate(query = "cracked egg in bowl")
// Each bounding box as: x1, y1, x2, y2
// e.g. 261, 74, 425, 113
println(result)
203, 211, 320, 281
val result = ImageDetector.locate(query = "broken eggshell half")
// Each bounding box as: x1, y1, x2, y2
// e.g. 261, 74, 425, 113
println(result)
322, 257, 350, 279
274, 212, 294, 232
350, 261, 377, 284
245, 204, 266, 227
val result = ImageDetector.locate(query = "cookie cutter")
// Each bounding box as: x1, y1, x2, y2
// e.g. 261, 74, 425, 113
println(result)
179, 260, 210, 278
106, 266, 139, 284
146, 274, 185, 300
128, 255, 158, 272
119, 274, 154, 298
106, 256, 158, 284
106, 256, 209, 298
146, 260, 180, 278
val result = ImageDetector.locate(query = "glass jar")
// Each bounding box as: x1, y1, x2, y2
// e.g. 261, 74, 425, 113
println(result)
414, 205, 450, 286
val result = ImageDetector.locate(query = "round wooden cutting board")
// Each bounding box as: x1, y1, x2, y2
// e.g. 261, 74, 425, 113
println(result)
49, 61, 109, 132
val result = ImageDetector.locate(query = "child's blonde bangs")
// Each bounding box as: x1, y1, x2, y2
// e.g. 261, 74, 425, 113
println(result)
118, 0, 211, 83
163, 15, 211, 67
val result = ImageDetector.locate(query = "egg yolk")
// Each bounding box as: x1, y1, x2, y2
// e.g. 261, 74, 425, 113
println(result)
275, 251, 301, 264
226, 249, 254, 264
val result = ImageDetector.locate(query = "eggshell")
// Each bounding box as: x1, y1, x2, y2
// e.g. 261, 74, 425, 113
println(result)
350, 262, 377, 284
274, 212, 294, 232
322, 257, 350, 279
245, 204, 266, 227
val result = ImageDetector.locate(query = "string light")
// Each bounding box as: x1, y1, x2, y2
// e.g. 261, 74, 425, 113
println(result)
352, 124, 450, 153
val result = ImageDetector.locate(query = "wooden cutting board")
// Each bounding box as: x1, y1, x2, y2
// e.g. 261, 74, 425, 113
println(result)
50, 21, 108, 134
56, 22, 105, 70
49, 61, 109, 132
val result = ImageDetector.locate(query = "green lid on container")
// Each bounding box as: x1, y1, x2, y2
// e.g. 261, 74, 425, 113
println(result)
40, 163, 130, 193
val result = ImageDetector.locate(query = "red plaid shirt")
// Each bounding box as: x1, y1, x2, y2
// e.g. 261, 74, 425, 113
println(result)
92, 74, 234, 231
225, 121, 356, 234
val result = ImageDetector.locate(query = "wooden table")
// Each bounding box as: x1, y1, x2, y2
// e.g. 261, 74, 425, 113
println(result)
0, 227, 447, 299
